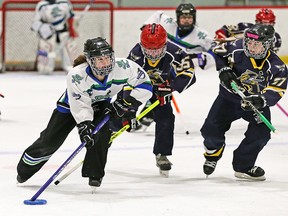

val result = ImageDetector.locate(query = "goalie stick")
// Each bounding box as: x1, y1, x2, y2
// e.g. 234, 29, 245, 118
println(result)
54, 100, 160, 185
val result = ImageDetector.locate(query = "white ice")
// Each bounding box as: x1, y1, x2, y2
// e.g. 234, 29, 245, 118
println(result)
0, 68, 288, 216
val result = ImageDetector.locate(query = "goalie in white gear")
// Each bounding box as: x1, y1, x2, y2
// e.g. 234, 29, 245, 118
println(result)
31, 0, 78, 74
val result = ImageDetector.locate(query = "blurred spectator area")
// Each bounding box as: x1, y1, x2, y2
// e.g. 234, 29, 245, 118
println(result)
0, 0, 286, 7
110, 0, 287, 7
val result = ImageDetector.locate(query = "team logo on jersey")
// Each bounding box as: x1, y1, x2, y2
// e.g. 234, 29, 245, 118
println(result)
240, 69, 266, 94
137, 68, 146, 80
275, 64, 286, 72
147, 68, 165, 84
116, 60, 130, 69
72, 74, 83, 85
92, 90, 111, 103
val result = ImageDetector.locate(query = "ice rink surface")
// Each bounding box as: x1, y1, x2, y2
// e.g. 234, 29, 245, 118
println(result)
0, 68, 287, 216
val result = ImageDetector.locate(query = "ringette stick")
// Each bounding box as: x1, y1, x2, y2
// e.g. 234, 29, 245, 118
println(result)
231, 81, 276, 133
23, 115, 110, 205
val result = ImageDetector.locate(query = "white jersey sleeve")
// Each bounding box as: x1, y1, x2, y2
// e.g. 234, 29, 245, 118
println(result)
144, 10, 165, 25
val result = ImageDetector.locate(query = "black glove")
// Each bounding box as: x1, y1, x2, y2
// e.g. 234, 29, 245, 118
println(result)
218, 67, 238, 90
77, 120, 95, 148
111, 96, 141, 117
190, 53, 207, 69
241, 95, 267, 111
154, 83, 173, 106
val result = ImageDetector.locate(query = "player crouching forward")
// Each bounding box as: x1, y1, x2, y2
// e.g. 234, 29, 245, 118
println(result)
16, 37, 153, 190
201, 24, 287, 181
127, 24, 196, 177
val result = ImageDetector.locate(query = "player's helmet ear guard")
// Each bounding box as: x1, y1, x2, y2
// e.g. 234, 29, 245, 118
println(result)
84, 37, 115, 76
176, 3, 196, 31
243, 24, 275, 59
255, 8, 276, 25
140, 23, 167, 61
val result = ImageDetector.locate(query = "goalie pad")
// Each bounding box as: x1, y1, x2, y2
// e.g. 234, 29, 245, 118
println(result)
38, 23, 54, 40
36, 37, 56, 74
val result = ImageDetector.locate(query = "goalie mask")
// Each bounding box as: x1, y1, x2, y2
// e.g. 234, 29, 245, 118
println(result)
243, 24, 275, 59
84, 37, 115, 76
255, 8, 276, 26
140, 23, 167, 62
176, 3, 196, 32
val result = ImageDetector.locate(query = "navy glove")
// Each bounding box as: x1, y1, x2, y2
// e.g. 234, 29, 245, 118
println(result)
241, 95, 267, 111
77, 120, 95, 148
154, 83, 173, 106
219, 67, 238, 91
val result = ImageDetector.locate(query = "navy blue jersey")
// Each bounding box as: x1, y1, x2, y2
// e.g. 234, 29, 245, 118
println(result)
127, 41, 196, 93
213, 39, 287, 106
216, 22, 281, 53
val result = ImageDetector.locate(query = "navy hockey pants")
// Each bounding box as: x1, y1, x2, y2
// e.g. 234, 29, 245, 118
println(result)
200, 95, 271, 172
152, 101, 175, 156
17, 108, 111, 181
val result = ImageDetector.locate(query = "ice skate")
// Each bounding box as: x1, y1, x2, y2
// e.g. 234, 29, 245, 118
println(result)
203, 160, 217, 177
89, 177, 102, 193
156, 154, 172, 178
16, 174, 28, 184
234, 166, 266, 181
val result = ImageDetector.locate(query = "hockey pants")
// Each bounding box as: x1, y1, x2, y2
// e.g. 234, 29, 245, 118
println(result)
200, 95, 271, 172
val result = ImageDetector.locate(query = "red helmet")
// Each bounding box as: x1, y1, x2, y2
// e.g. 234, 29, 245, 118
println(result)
140, 23, 167, 61
255, 8, 276, 25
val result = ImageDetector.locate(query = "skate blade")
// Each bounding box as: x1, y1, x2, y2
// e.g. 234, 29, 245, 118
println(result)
90, 186, 98, 194
234, 172, 266, 181
159, 170, 169, 178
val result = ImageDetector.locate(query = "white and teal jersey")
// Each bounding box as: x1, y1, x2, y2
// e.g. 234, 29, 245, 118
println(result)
62, 58, 152, 124
144, 11, 213, 54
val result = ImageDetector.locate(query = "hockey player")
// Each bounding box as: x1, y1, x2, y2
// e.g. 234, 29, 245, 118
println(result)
16, 37, 153, 189
143, 3, 215, 71
31, 0, 78, 74
201, 24, 287, 181
127, 24, 196, 177
215, 8, 281, 53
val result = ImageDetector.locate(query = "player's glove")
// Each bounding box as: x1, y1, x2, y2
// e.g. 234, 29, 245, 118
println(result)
241, 95, 267, 111
190, 53, 207, 70
218, 67, 238, 91
77, 120, 95, 148
154, 83, 173, 106
215, 29, 227, 40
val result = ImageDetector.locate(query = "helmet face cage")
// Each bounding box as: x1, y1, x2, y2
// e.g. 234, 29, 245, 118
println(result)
87, 53, 115, 76
84, 37, 115, 76
243, 25, 274, 59
140, 23, 167, 61
255, 8, 276, 26
176, 3, 196, 31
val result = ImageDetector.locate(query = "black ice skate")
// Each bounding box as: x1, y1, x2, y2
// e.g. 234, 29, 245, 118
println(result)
89, 177, 102, 193
203, 160, 217, 176
16, 174, 28, 184
203, 144, 225, 177
156, 154, 172, 178
234, 166, 266, 181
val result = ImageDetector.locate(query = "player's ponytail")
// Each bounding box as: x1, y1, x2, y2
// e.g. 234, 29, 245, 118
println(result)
73, 55, 87, 67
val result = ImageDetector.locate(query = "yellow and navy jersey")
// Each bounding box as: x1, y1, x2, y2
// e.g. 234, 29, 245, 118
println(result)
127, 41, 196, 93
214, 38, 287, 106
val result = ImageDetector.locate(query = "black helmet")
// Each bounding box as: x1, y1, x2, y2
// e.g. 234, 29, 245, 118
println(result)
46, 0, 56, 4
176, 3, 196, 31
243, 24, 275, 59
84, 37, 115, 76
